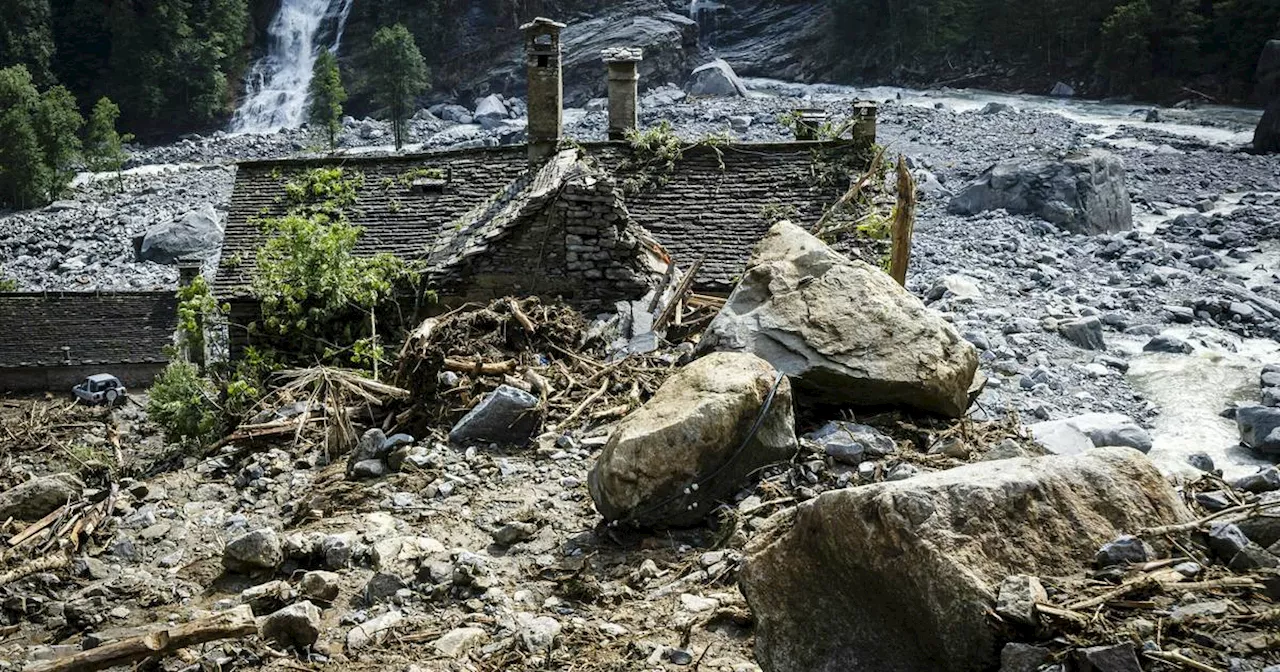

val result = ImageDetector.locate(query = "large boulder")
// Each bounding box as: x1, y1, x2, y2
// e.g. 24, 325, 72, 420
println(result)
449, 385, 542, 446
1237, 405, 1280, 455
948, 150, 1133, 235
139, 203, 224, 264
740, 448, 1189, 672
686, 59, 749, 97
697, 221, 978, 418
1254, 98, 1280, 154
0, 473, 83, 522
1255, 39, 1280, 104
1028, 413, 1153, 454
473, 94, 509, 130
588, 352, 796, 528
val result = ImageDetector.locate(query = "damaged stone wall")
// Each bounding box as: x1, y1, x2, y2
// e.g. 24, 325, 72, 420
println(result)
450, 170, 666, 306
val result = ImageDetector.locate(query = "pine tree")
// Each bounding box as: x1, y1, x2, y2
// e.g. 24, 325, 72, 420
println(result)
369, 24, 429, 151
84, 96, 132, 190
308, 50, 346, 151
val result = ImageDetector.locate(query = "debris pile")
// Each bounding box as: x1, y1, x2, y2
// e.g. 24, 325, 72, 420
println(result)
1004, 469, 1280, 671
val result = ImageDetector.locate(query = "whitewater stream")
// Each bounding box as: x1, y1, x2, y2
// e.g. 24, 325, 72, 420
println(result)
230, 0, 355, 133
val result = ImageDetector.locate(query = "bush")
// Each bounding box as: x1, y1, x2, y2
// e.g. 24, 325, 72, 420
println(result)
147, 361, 222, 446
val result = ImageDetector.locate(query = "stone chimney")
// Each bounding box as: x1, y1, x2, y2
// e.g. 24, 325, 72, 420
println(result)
602, 47, 643, 141
791, 108, 828, 141
522, 17, 566, 165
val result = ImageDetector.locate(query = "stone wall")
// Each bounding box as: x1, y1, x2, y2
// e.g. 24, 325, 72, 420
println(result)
1, 363, 167, 393
452, 171, 664, 305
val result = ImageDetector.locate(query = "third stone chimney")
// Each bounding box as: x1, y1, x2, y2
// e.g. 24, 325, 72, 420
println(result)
522, 17, 566, 165
602, 47, 643, 141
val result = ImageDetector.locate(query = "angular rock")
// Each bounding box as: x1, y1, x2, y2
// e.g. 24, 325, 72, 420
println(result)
0, 473, 83, 522
1206, 522, 1250, 562
346, 610, 403, 652
995, 575, 1047, 627
686, 59, 747, 97
948, 150, 1133, 235
1060, 317, 1105, 350
449, 385, 542, 446
804, 421, 895, 465
473, 94, 509, 130
223, 528, 283, 573
516, 613, 561, 652
1256, 39, 1280, 103
1237, 405, 1280, 455
240, 580, 294, 615
1095, 535, 1153, 567
1231, 467, 1280, 494
1027, 420, 1093, 456
1256, 97, 1280, 155
1050, 81, 1075, 97
740, 448, 1188, 672
258, 601, 321, 651
300, 570, 340, 603
1144, 333, 1193, 354
139, 203, 223, 264
589, 352, 796, 527
372, 535, 446, 582
1000, 643, 1051, 672
1073, 644, 1141, 672
1060, 413, 1152, 453
698, 221, 978, 418
433, 627, 488, 658
347, 428, 388, 474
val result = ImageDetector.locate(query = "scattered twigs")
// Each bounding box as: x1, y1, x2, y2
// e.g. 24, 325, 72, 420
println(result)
561, 381, 609, 428
889, 155, 916, 286
1065, 576, 1158, 611
1143, 649, 1225, 672
25, 605, 257, 672
812, 145, 886, 236
1140, 500, 1280, 537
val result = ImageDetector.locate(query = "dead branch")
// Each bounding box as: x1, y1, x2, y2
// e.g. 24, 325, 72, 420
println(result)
889, 155, 916, 286
0, 552, 70, 587
507, 297, 536, 334
25, 605, 257, 672
1065, 576, 1158, 611
1141, 500, 1280, 537
655, 258, 704, 332
1143, 649, 1225, 672
444, 358, 518, 375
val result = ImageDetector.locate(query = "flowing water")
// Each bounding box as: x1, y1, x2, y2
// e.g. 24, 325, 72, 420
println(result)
230, 0, 355, 134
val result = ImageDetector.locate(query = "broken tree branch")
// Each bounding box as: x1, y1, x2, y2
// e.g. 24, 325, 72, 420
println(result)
889, 154, 916, 286
26, 605, 258, 672
655, 257, 704, 332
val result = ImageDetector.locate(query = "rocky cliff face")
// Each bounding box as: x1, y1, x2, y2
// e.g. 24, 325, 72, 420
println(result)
312, 0, 832, 114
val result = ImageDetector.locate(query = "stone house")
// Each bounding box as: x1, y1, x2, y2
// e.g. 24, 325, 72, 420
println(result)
0, 291, 178, 392
214, 17, 874, 349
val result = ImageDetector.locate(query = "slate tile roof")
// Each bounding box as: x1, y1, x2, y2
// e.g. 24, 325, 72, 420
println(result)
0, 292, 177, 368
215, 141, 850, 298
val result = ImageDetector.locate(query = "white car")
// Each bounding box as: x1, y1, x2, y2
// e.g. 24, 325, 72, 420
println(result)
73, 374, 127, 405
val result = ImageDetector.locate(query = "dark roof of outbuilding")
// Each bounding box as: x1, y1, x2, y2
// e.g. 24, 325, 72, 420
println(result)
0, 292, 177, 368
215, 141, 850, 298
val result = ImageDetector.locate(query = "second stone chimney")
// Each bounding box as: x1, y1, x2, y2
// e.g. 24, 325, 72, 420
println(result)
602, 47, 643, 141
522, 17, 566, 165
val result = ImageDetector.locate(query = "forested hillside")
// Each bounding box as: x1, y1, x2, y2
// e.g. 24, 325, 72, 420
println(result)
0, 0, 1277, 141
830, 0, 1280, 100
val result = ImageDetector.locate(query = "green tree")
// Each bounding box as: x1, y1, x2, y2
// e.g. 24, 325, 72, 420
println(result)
84, 97, 132, 181
368, 24, 429, 150
308, 50, 347, 151
1096, 1, 1155, 94
33, 85, 83, 190
0, 0, 55, 86
147, 360, 222, 446
0, 66, 53, 208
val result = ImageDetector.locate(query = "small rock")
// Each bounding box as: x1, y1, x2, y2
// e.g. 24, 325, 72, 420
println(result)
258, 601, 321, 651
1185, 452, 1216, 473
300, 570, 341, 603
1060, 317, 1105, 350
1206, 522, 1250, 563
433, 627, 488, 658
449, 385, 542, 446
995, 575, 1047, 627
1000, 642, 1051, 672
346, 610, 403, 652
1095, 536, 1151, 567
1073, 643, 1141, 672
679, 593, 719, 613
223, 528, 283, 573
1144, 333, 1193, 354
805, 421, 895, 465
517, 613, 561, 652
491, 521, 537, 546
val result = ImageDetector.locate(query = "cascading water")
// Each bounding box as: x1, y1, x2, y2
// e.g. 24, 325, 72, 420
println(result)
230, 0, 355, 134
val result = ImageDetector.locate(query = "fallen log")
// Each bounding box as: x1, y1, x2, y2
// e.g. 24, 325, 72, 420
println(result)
443, 358, 517, 375
26, 605, 257, 672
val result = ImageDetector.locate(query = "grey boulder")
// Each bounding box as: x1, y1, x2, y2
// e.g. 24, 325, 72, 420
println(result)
698, 221, 979, 418
1060, 317, 1105, 350
948, 150, 1133, 235
1030, 413, 1153, 454
223, 528, 284, 573
258, 601, 321, 651
686, 58, 748, 97
740, 448, 1188, 672
449, 384, 542, 446
139, 203, 223, 264
588, 352, 797, 528
1237, 405, 1280, 455
804, 421, 895, 465
0, 473, 83, 522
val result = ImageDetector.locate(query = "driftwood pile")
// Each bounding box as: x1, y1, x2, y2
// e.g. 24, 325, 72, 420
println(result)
394, 296, 718, 437
1006, 475, 1280, 671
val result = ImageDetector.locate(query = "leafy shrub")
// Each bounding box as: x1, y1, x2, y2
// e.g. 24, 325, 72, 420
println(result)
147, 361, 221, 446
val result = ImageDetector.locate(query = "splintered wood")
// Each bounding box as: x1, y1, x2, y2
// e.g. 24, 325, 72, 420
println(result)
394, 297, 678, 435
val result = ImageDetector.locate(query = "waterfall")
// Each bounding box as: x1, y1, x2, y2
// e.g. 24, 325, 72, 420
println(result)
230, 0, 355, 134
